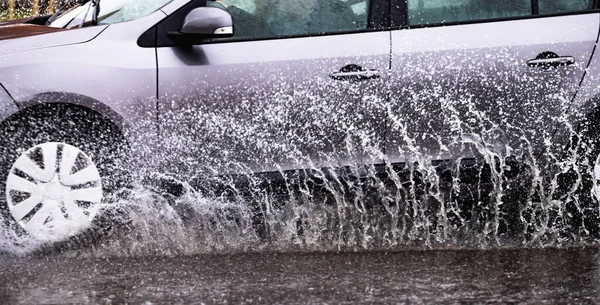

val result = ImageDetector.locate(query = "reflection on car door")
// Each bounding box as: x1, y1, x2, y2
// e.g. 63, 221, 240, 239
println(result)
386, 2, 599, 165
157, 2, 390, 177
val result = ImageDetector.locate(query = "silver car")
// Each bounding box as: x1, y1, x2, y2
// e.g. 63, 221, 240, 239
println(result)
0, 0, 598, 243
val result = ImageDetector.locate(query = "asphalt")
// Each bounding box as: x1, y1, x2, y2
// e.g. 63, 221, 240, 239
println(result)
1, 247, 599, 304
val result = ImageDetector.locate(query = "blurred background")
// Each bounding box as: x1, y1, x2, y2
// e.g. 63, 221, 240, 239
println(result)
0, 0, 77, 22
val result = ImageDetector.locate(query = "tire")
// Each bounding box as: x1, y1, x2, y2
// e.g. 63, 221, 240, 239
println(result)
0, 104, 131, 246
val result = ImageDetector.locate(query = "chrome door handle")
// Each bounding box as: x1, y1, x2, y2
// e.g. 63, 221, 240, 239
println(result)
527, 52, 575, 70
330, 64, 381, 81
527, 57, 574, 66
330, 70, 381, 80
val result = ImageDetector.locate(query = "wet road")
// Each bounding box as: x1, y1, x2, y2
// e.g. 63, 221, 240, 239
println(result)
1, 247, 599, 304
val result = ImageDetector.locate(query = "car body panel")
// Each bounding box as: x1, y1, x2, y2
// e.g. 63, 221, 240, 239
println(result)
0, 0, 597, 180
555, 18, 600, 151
386, 13, 599, 164
0, 10, 169, 163
565, 22, 600, 117
0, 25, 108, 57
157, 31, 390, 175
0, 83, 18, 122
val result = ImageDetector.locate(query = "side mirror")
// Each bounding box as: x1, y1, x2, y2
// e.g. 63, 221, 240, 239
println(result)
168, 7, 234, 45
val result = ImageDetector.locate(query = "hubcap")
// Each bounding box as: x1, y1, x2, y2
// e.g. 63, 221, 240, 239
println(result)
5, 143, 103, 242
594, 154, 600, 202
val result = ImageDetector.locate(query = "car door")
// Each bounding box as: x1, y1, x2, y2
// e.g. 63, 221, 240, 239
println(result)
156, 0, 390, 176
385, 0, 599, 165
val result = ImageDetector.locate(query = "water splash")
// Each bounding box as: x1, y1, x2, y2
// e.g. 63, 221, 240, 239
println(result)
1, 3, 599, 256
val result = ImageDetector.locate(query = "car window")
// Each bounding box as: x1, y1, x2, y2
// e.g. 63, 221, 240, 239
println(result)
49, 0, 174, 28
99, 0, 174, 24
538, 0, 592, 14
407, 0, 531, 25
208, 0, 370, 40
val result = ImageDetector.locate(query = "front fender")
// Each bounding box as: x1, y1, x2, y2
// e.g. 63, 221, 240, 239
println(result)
0, 83, 18, 122
14, 92, 128, 131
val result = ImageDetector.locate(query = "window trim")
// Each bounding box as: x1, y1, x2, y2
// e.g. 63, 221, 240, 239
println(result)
139, 0, 391, 48
390, 0, 599, 30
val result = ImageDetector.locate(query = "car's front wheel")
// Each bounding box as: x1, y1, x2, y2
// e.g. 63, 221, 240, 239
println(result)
0, 104, 130, 245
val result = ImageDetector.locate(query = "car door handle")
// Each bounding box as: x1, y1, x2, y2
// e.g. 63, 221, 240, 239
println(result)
330, 64, 381, 81
527, 52, 575, 69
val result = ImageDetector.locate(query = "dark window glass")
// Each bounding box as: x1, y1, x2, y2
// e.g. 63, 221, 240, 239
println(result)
539, 0, 591, 14
407, 0, 531, 25
207, 0, 369, 39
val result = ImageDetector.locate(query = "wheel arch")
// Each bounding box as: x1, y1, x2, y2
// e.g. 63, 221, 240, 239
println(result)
4, 91, 131, 138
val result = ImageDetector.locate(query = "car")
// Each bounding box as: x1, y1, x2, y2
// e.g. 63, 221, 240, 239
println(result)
0, 0, 598, 244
